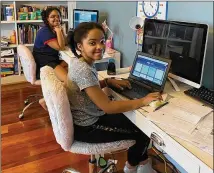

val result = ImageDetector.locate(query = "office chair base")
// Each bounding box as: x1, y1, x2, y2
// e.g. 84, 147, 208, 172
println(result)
24, 94, 43, 105
62, 161, 116, 173
89, 155, 97, 173
19, 94, 43, 119
98, 161, 116, 173
19, 99, 40, 119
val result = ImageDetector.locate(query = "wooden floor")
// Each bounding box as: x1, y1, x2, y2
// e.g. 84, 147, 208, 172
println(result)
1, 83, 128, 173
1, 83, 169, 173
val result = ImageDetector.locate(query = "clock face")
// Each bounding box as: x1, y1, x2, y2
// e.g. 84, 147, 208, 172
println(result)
142, 1, 159, 18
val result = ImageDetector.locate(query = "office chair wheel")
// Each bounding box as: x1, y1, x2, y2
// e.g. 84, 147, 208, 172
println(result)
24, 99, 29, 105
19, 113, 24, 119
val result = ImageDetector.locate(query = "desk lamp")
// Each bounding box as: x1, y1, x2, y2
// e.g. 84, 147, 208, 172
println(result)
129, 16, 144, 51
102, 20, 114, 53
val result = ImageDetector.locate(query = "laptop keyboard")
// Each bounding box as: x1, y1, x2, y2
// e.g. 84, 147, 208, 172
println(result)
109, 80, 150, 99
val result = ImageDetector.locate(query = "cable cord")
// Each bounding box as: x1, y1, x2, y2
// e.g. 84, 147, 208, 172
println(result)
151, 145, 180, 173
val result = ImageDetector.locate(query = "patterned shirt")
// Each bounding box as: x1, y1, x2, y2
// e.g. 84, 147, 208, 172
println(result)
67, 58, 105, 126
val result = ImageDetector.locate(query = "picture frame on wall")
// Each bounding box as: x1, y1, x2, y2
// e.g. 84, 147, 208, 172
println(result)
136, 1, 168, 45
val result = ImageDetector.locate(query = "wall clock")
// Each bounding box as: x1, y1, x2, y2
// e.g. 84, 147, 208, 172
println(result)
142, 1, 159, 18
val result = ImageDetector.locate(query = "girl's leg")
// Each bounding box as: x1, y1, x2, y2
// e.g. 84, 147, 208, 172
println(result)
60, 60, 68, 70
74, 114, 150, 167
54, 64, 68, 83
93, 114, 155, 173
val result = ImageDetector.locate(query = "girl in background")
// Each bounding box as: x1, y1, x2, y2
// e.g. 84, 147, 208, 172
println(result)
33, 7, 67, 110
67, 22, 159, 173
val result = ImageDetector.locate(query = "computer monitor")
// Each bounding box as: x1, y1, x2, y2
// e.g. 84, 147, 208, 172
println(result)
142, 18, 209, 88
73, 9, 99, 29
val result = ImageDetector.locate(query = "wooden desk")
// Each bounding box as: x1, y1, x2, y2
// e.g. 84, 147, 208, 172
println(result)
98, 68, 213, 173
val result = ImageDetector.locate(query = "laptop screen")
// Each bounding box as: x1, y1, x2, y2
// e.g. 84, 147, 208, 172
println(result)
131, 55, 169, 86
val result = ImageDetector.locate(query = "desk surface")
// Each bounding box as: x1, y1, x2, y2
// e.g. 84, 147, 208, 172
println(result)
98, 68, 213, 171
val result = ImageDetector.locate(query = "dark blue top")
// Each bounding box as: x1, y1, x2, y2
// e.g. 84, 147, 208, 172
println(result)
33, 25, 60, 79
33, 25, 58, 57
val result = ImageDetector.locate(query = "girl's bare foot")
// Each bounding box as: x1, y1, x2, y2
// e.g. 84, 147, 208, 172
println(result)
39, 98, 48, 111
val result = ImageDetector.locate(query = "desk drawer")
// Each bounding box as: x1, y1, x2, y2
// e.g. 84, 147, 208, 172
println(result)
124, 111, 200, 173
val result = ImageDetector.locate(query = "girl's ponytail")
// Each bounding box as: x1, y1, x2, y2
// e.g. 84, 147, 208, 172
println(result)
67, 29, 80, 58
41, 9, 47, 23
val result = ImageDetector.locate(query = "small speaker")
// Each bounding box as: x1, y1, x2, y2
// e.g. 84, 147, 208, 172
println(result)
107, 58, 116, 75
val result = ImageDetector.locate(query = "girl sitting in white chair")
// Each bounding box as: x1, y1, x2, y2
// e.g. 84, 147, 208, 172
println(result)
66, 22, 160, 173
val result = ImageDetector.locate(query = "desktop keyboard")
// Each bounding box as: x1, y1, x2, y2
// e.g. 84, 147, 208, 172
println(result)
184, 86, 214, 107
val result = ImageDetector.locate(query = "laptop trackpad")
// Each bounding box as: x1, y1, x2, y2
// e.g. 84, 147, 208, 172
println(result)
121, 88, 149, 99
110, 86, 149, 100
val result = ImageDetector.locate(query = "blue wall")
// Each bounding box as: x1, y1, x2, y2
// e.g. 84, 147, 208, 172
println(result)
77, 1, 213, 89
77, 1, 137, 67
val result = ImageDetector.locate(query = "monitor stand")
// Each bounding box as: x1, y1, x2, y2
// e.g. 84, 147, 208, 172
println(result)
167, 77, 181, 92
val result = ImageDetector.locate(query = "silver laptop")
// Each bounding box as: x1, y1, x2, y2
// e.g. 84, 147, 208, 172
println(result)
110, 51, 171, 99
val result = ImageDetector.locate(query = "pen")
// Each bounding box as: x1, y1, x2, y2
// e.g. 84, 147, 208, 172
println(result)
154, 102, 169, 111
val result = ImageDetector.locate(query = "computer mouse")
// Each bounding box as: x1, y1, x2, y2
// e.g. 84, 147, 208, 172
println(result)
149, 100, 164, 108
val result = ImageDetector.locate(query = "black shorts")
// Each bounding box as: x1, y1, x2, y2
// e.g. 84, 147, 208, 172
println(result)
47, 60, 63, 69
36, 60, 63, 80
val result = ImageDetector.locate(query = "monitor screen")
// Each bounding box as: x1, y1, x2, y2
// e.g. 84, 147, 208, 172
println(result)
131, 54, 169, 86
142, 18, 208, 88
73, 9, 99, 28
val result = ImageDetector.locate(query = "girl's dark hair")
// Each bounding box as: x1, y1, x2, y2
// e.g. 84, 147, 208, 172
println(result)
67, 22, 106, 58
41, 7, 62, 31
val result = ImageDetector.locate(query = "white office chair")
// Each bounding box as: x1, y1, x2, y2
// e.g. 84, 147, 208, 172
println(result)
40, 66, 135, 173
17, 45, 43, 119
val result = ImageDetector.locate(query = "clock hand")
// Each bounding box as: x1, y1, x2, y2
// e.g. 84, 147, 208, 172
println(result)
150, 2, 153, 8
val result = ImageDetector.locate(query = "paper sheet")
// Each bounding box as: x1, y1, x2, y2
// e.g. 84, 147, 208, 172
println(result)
146, 97, 213, 133
147, 108, 197, 133
156, 112, 213, 155
170, 98, 213, 121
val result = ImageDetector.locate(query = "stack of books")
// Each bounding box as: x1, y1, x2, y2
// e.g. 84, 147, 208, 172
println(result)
1, 4, 14, 21
1, 36, 11, 47
1, 49, 18, 77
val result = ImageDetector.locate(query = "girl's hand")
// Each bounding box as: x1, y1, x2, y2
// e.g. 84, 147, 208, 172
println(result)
141, 92, 163, 106
54, 25, 62, 33
107, 78, 132, 90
